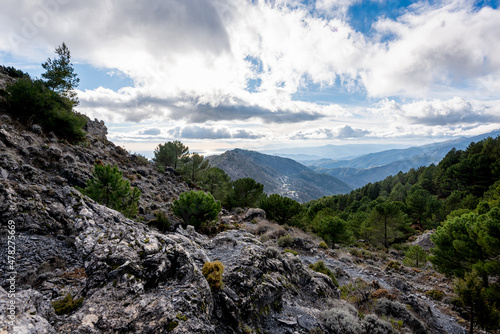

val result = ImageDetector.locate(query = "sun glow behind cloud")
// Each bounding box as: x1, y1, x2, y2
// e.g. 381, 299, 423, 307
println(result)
1, 0, 500, 155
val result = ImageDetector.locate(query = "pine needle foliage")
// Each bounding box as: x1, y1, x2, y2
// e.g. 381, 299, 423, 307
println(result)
172, 190, 221, 229
81, 164, 141, 218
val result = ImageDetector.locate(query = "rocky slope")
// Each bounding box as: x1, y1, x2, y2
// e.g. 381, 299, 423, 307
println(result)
0, 113, 467, 333
0, 116, 337, 333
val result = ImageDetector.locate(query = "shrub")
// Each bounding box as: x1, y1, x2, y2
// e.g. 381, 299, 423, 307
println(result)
172, 190, 221, 229
1, 77, 87, 141
318, 241, 328, 249
277, 234, 293, 247
402, 245, 428, 268
259, 234, 270, 243
283, 248, 298, 256
362, 314, 394, 334
309, 260, 339, 287
255, 221, 272, 234
268, 226, 287, 239
225, 178, 264, 209
148, 211, 171, 232
0, 65, 29, 79
80, 164, 141, 218
340, 278, 372, 310
385, 260, 401, 271
321, 303, 363, 334
258, 194, 302, 225
371, 289, 396, 301
202, 261, 224, 290
374, 298, 427, 334
52, 293, 83, 315
425, 289, 445, 301
264, 247, 281, 259
131, 153, 149, 166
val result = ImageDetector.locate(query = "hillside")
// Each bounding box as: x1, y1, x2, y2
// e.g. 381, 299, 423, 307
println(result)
0, 114, 470, 334
208, 149, 352, 203
306, 129, 500, 188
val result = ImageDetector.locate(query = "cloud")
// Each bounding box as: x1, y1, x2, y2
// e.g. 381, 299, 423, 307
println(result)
337, 125, 369, 138
372, 97, 500, 126
140, 128, 161, 136
78, 88, 327, 123
290, 125, 369, 140
167, 126, 263, 140
233, 129, 263, 139
362, 1, 500, 97
2, 0, 500, 148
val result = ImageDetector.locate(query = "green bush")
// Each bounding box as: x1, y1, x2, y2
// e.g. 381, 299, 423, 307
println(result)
277, 234, 293, 247
283, 248, 298, 256
52, 293, 83, 315
202, 261, 224, 290
153, 141, 189, 170
426, 289, 445, 301
319, 241, 328, 249
225, 178, 264, 209
258, 194, 302, 225
313, 215, 351, 247
309, 260, 339, 287
172, 190, 221, 229
131, 153, 149, 166
402, 245, 428, 268
386, 260, 401, 270
0, 65, 29, 79
80, 164, 141, 218
1, 78, 87, 141
148, 211, 171, 232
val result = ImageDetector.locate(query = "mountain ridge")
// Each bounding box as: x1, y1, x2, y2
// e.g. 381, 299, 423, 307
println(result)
208, 149, 352, 203
305, 129, 500, 188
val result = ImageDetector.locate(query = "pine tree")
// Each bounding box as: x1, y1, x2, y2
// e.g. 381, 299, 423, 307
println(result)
81, 164, 141, 218
42, 42, 80, 105
172, 190, 221, 229
199, 167, 231, 201
403, 245, 428, 268
154, 141, 189, 170
226, 178, 264, 209
258, 194, 302, 225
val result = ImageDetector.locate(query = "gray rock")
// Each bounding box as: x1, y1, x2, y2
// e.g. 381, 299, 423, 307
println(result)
32, 124, 43, 134
244, 208, 266, 221
0, 287, 57, 334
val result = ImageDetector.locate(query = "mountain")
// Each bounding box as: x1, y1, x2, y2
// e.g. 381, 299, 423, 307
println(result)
0, 114, 466, 334
0, 67, 468, 334
305, 129, 500, 188
208, 149, 352, 203
259, 143, 408, 161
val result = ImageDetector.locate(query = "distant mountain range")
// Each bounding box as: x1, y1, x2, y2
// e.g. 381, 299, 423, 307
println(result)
208, 130, 500, 201
259, 143, 408, 161
303, 129, 500, 189
207, 149, 352, 203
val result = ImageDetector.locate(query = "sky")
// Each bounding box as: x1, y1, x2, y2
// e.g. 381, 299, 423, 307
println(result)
1, 0, 500, 157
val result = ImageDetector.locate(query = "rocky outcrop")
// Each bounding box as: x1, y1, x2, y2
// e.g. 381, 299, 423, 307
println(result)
0, 115, 340, 334
0, 110, 466, 333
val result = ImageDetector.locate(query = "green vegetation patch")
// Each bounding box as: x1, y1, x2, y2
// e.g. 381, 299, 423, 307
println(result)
202, 260, 224, 290
52, 293, 84, 315
309, 260, 339, 287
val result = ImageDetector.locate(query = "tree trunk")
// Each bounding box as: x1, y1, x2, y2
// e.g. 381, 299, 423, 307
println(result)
469, 305, 474, 334
384, 217, 388, 248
